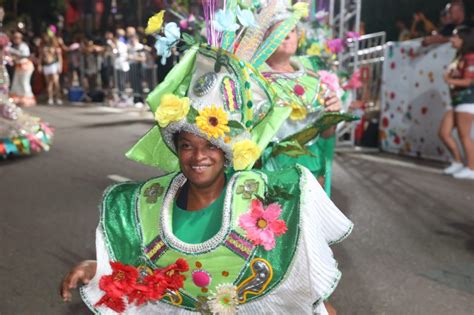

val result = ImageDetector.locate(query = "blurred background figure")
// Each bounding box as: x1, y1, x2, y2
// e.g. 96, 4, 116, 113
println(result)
9, 31, 36, 106
410, 12, 436, 38
38, 33, 62, 105
127, 34, 145, 106
396, 19, 411, 41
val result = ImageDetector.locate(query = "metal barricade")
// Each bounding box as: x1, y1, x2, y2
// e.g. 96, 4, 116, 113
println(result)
110, 50, 158, 107
336, 32, 386, 147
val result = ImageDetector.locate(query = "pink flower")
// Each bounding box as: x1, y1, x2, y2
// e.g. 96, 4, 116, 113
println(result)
346, 31, 360, 40
318, 70, 341, 92
239, 199, 287, 251
343, 69, 363, 90
326, 38, 344, 53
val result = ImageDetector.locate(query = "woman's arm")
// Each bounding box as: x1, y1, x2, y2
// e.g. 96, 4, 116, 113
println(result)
446, 77, 473, 88
60, 260, 97, 302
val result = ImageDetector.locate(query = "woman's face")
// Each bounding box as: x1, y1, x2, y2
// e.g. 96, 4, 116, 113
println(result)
450, 35, 463, 49
177, 132, 226, 189
271, 26, 298, 58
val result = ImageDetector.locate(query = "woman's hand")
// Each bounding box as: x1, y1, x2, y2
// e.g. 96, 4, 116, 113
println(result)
443, 71, 451, 83
324, 91, 342, 112
60, 260, 97, 302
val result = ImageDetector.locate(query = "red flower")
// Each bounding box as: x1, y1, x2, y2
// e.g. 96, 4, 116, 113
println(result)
144, 272, 169, 301
127, 282, 151, 306
98, 262, 139, 298
175, 258, 189, 272
96, 259, 189, 312
95, 295, 126, 313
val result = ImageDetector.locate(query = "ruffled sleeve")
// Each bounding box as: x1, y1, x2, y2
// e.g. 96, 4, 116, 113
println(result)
299, 165, 353, 245
80, 226, 115, 314
298, 165, 353, 306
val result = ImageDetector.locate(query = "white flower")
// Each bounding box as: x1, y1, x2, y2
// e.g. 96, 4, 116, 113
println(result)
208, 283, 239, 315
236, 7, 257, 28
214, 9, 240, 32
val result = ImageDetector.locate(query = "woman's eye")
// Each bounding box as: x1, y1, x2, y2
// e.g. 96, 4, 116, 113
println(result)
179, 143, 191, 149
208, 144, 218, 150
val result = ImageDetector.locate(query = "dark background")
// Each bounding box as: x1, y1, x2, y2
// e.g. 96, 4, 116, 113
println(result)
362, 0, 473, 41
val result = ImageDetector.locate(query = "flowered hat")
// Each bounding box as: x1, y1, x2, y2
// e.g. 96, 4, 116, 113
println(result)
126, 8, 292, 172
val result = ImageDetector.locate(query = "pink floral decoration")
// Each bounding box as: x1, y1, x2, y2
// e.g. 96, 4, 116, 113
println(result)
318, 70, 341, 92
346, 31, 361, 40
239, 199, 287, 251
293, 84, 305, 96
326, 38, 344, 54
343, 69, 363, 90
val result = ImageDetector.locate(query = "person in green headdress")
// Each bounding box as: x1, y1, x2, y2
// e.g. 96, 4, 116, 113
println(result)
253, 0, 357, 196
60, 5, 352, 315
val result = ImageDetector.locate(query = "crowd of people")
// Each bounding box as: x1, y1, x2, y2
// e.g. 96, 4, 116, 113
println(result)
396, 0, 473, 42
395, 1, 474, 180
3, 25, 166, 107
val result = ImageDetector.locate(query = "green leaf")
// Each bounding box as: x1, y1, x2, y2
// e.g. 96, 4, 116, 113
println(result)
271, 140, 316, 158
187, 106, 199, 123
228, 120, 245, 130
182, 33, 196, 46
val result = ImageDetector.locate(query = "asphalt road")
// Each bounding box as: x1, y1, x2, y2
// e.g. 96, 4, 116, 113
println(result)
1, 104, 473, 314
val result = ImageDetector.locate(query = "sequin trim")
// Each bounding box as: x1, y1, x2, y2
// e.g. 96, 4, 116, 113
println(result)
160, 173, 239, 254
221, 76, 240, 112
224, 230, 255, 260
145, 235, 168, 262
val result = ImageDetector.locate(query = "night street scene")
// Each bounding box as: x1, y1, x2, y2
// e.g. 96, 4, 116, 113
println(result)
0, 1, 473, 314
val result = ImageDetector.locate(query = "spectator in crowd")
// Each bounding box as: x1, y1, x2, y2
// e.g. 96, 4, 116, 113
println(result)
410, 12, 436, 38
82, 38, 103, 100
127, 34, 145, 105
101, 31, 115, 92
38, 33, 63, 105
9, 31, 36, 106
396, 19, 411, 41
112, 28, 130, 100
423, 1, 472, 46
442, 26, 474, 179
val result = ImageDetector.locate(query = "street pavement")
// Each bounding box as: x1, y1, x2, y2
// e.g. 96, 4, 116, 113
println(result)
1, 104, 473, 314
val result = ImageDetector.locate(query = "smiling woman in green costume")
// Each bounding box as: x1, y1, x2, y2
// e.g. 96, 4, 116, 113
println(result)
60, 3, 352, 315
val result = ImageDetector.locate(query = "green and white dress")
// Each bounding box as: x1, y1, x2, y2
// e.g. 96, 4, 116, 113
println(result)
80, 166, 352, 314
259, 57, 355, 195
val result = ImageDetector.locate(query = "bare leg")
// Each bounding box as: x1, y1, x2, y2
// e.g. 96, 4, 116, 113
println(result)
324, 301, 337, 315
53, 73, 61, 101
455, 112, 474, 169
438, 110, 462, 162
45, 74, 54, 102
318, 175, 325, 188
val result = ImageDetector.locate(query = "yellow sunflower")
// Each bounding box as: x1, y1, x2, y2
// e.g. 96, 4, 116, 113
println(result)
195, 105, 230, 139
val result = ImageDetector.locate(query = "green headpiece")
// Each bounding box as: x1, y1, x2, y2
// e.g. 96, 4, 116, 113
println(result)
126, 44, 291, 171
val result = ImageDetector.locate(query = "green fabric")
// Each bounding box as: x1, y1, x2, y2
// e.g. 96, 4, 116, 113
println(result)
125, 46, 199, 169
238, 166, 301, 302
146, 45, 199, 112
172, 188, 225, 244
101, 182, 144, 265
100, 169, 302, 310
250, 106, 292, 168
125, 126, 180, 172
263, 139, 325, 177
320, 135, 336, 197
